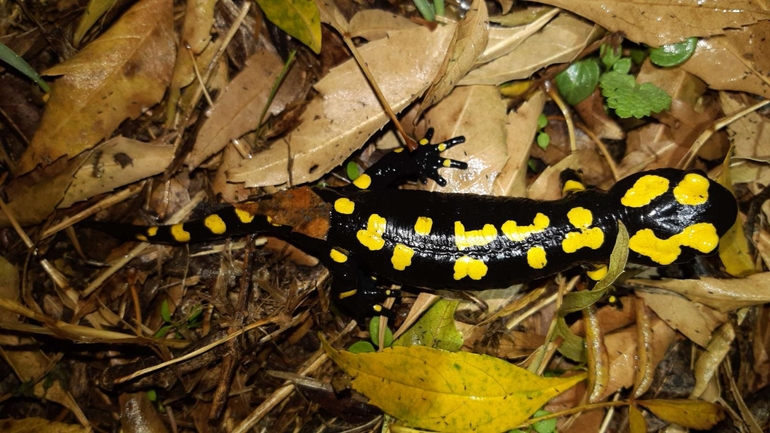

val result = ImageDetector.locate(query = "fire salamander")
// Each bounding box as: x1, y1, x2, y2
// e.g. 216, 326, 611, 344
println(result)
89, 130, 738, 321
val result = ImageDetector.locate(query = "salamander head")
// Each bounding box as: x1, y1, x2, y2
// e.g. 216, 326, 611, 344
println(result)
609, 168, 737, 266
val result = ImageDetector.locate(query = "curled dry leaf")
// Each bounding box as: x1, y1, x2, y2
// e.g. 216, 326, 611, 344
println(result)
461, 13, 598, 86
691, 322, 735, 398
632, 273, 770, 313
535, 0, 770, 47
227, 24, 455, 187
477, 7, 559, 65
17, 0, 175, 174
421, 0, 489, 112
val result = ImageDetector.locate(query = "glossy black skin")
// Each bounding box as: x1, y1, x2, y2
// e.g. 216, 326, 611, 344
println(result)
90, 131, 738, 321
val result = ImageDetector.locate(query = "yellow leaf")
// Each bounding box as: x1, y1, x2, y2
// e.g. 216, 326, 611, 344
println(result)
18, 0, 174, 174
72, 0, 119, 46
322, 337, 586, 433
628, 405, 647, 433
637, 399, 724, 430
257, 0, 321, 54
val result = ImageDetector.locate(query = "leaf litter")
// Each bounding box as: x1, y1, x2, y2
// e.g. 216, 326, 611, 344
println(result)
0, 0, 768, 431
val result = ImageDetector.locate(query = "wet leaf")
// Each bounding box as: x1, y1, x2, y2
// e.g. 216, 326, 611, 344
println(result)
393, 299, 463, 351
555, 58, 600, 106
628, 405, 647, 433
322, 337, 586, 432
18, 0, 174, 174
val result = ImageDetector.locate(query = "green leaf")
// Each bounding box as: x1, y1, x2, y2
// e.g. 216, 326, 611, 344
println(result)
160, 299, 172, 323
256, 0, 321, 54
554, 317, 585, 363
612, 58, 631, 74
532, 409, 557, 433
0, 42, 49, 92
153, 325, 172, 339
322, 337, 587, 433
600, 44, 621, 69
349, 341, 376, 353
554, 59, 600, 106
413, 0, 436, 21
537, 113, 548, 129
346, 161, 360, 181
368, 316, 394, 348
650, 38, 698, 67
394, 299, 463, 351
599, 71, 672, 118
536, 132, 550, 150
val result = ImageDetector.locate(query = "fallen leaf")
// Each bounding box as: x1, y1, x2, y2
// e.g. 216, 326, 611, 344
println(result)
421, 0, 489, 111
18, 0, 175, 174
0, 418, 88, 433
59, 137, 175, 208
322, 338, 586, 433
636, 290, 726, 347
461, 12, 598, 85
73, 0, 119, 46
424, 85, 507, 194
683, 23, 770, 98
631, 273, 770, 313
256, 0, 321, 53
227, 23, 455, 187
348, 9, 418, 40
691, 322, 734, 398
186, 50, 306, 169
637, 399, 724, 430
535, 0, 770, 47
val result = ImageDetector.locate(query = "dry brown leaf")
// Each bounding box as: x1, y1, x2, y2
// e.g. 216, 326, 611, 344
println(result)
632, 273, 770, 313
692, 322, 735, 398
478, 7, 559, 64
719, 92, 770, 187
423, 85, 507, 194
0, 156, 84, 228
186, 50, 305, 169
535, 0, 770, 47
421, 0, 489, 112
227, 23, 456, 187
165, 0, 218, 124
59, 137, 175, 208
0, 418, 89, 433
461, 13, 597, 85
683, 23, 770, 98
493, 90, 546, 197
348, 10, 418, 40
18, 0, 175, 174
617, 123, 686, 178
584, 305, 609, 402
635, 290, 727, 347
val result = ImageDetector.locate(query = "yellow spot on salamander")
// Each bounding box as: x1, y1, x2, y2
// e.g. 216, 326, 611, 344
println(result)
391, 244, 414, 271
502, 213, 550, 242
170, 223, 191, 242
234, 208, 254, 223
673, 173, 709, 206
562, 207, 604, 253
527, 246, 547, 269
266, 216, 281, 226
628, 223, 719, 265
136, 234, 148, 242
453, 256, 488, 280
563, 179, 585, 194
204, 214, 227, 235
455, 222, 498, 250
353, 174, 372, 190
357, 214, 387, 251
419, 138, 429, 145
442, 159, 451, 167
621, 175, 669, 208
146, 226, 159, 237
334, 198, 355, 215
393, 147, 404, 153
586, 265, 608, 281
414, 217, 433, 236
438, 142, 447, 151
338, 289, 357, 299
329, 249, 348, 263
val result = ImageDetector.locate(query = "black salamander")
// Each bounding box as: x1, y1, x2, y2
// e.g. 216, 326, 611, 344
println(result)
90, 130, 738, 321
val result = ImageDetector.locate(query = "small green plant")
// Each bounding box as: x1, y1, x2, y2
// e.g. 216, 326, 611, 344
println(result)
554, 39, 698, 119
348, 316, 394, 353
412, 0, 445, 21
154, 300, 204, 339
536, 113, 550, 150
509, 409, 557, 433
